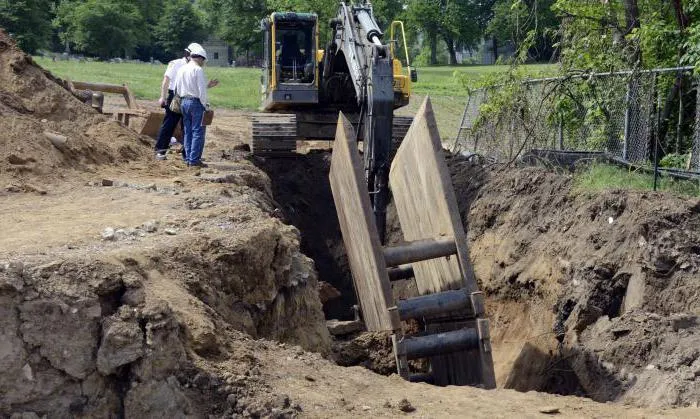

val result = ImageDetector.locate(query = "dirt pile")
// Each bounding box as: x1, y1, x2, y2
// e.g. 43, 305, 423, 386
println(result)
448, 156, 700, 407
0, 151, 331, 416
0, 30, 151, 190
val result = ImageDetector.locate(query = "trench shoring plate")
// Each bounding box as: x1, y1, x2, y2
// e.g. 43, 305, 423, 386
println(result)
328, 112, 399, 332
389, 96, 478, 295
389, 96, 496, 388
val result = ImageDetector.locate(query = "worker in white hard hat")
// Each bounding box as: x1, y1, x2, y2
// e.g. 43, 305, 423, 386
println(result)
173, 44, 213, 167
154, 43, 218, 160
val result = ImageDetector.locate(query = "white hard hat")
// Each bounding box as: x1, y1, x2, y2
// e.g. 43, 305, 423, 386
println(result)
189, 45, 207, 60
185, 42, 203, 53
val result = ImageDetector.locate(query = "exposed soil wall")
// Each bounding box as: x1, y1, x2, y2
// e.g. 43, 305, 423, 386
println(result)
448, 156, 700, 407
0, 212, 330, 417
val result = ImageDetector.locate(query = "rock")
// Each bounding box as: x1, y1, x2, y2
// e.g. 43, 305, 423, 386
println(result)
398, 398, 415, 413
317, 281, 341, 303
44, 131, 68, 148
670, 314, 697, 331
101, 227, 116, 241
121, 288, 145, 307
97, 319, 144, 375
164, 228, 178, 235
304, 375, 315, 382
539, 406, 560, 414
0, 261, 24, 291
101, 179, 114, 186
7, 154, 27, 165
124, 379, 191, 417
227, 393, 238, 407
362, 405, 371, 411
326, 319, 363, 336
645, 364, 656, 370
19, 299, 101, 379
142, 220, 158, 233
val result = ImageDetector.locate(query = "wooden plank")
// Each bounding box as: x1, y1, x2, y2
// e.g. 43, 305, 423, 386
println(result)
329, 112, 399, 332
389, 96, 478, 295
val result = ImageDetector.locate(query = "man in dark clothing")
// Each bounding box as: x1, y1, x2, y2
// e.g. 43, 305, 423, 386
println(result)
154, 44, 194, 160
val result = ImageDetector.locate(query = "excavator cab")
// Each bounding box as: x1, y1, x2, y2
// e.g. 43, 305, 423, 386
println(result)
261, 12, 319, 111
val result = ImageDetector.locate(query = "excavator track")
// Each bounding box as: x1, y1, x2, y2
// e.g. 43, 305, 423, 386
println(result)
251, 113, 298, 156
251, 113, 414, 157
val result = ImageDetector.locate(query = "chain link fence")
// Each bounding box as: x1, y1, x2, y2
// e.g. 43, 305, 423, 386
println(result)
453, 67, 700, 175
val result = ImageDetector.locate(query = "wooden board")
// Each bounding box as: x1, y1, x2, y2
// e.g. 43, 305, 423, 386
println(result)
389, 96, 478, 295
329, 113, 399, 332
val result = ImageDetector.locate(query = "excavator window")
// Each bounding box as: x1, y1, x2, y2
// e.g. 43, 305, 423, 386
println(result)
275, 23, 315, 84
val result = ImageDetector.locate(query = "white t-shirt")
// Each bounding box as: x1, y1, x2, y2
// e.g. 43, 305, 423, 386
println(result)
164, 57, 188, 90
173, 61, 208, 105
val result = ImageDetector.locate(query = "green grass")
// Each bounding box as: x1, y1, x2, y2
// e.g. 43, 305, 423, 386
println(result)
36, 56, 555, 113
34, 57, 261, 110
412, 63, 555, 96
573, 163, 700, 197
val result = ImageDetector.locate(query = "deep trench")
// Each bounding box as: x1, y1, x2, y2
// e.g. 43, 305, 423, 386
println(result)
254, 151, 590, 398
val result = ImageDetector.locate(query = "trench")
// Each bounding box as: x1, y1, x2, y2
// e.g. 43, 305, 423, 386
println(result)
254, 150, 594, 399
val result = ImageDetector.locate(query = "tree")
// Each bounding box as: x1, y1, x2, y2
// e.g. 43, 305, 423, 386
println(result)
0, 0, 54, 53
487, 0, 558, 62
405, 0, 442, 64
200, 0, 269, 60
55, 0, 146, 58
154, 0, 208, 61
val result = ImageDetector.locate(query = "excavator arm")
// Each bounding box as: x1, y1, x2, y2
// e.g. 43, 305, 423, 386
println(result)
325, 1, 394, 241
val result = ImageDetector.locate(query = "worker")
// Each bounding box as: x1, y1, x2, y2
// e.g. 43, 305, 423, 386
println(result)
154, 42, 219, 161
154, 43, 195, 160
173, 44, 211, 168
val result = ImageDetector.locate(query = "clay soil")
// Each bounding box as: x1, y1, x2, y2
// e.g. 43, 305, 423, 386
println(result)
1, 30, 699, 417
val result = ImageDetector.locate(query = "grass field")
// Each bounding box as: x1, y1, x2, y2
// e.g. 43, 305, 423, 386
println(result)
35, 57, 552, 113
573, 163, 700, 197
34, 57, 262, 110
411, 63, 554, 96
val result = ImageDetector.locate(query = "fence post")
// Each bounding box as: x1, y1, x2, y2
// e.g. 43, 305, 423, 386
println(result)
558, 116, 564, 150
623, 80, 632, 161
692, 77, 700, 170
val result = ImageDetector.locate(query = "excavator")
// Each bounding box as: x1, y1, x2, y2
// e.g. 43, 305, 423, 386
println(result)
258, 2, 496, 388
256, 1, 416, 239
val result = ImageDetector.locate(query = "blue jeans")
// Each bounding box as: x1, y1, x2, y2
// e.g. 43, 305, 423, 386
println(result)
181, 97, 206, 164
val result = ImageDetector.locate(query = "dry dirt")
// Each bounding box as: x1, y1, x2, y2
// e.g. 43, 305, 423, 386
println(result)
1, 30, 699, 418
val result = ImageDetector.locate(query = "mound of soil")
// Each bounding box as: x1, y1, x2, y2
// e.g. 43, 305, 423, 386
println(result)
0, 158, 330, 417
0, 30, 151, 190
448, 157, 700, 407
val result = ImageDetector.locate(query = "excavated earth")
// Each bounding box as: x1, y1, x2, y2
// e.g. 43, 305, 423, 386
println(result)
1, 30, 699, 417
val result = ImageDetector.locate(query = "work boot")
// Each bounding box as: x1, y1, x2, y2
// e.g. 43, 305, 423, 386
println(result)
188, 161, 208, 168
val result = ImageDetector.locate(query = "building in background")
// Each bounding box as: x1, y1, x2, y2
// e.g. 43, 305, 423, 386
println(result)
201, 37, 233, 67
456, 38, 515, 65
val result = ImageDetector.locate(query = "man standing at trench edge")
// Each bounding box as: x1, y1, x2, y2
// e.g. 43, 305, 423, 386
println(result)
154, 43, 218, 160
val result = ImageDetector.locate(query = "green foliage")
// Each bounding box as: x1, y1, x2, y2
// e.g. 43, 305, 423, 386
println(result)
55, 0, 146, 58
0, 0, 54, 53
486, 0, 558, 61
405, 0, 484, 65
154, 0, 208, 60
200, 0, 268, 56
659, 153, 691, 169
573, 163, 700, 197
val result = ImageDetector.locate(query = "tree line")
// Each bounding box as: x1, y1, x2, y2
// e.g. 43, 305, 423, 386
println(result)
0, 0, 553, 64
2, 1, 700, 70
